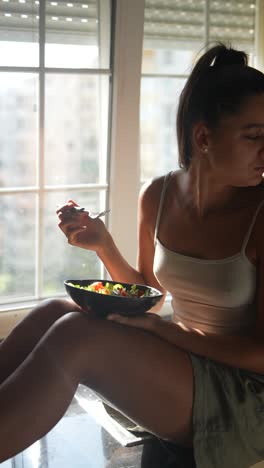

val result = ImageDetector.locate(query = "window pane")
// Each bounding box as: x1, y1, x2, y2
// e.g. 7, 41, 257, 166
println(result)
143, 0, 205, 74
0, 194, 36, 302
140, 78, 185, 181
42, 190, 106, 296
45, 74, 109, 186
0, 1, 39, 67
45, 0, 111, 69
142, 46, 203, 75
0, 73, 38, 188
209, 1, 256, 48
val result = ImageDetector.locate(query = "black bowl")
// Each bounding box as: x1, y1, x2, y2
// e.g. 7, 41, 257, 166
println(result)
64, 279, 163, 317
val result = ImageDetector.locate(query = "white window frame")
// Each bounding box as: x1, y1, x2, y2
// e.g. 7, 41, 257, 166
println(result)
255, 0, 264, 71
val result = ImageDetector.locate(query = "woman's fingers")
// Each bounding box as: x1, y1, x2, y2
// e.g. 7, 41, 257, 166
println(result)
67, 226, 87, 245
56, 201, 107, 251
58, 218, 87, 240
58, 211, 90, 230
57, 209, 89, 233
57, 217, 76, 234
107, 313, 161, 332
107, 314, 144, 328
56, 200, 79, 215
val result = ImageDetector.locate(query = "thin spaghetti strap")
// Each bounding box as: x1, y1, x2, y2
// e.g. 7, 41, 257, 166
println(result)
241, 198, 264, 254
154, 171, 173, 244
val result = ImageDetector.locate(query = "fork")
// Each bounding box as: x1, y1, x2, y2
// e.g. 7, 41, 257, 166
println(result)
67, 206, 110, 219
90, 209, 111, 219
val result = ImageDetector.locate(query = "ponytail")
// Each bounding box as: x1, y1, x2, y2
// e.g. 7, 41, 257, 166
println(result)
177, 43, 264, 170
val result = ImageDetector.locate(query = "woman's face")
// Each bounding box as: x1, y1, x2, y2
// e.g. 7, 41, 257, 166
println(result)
205, 93, 264, 187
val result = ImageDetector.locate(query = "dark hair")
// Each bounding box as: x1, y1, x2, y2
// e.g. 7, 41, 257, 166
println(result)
177, 43, 264, 170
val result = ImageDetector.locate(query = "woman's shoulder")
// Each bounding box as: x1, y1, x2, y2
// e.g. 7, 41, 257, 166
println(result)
138, 175, 165, 223
138, 171, 180, 222
140, 170, 182, 201
140, 174, 165, 200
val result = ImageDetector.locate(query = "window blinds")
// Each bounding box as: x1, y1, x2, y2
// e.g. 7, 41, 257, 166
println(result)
144, 0, 256, 49
0, 0, 257, 48
0, 0, 98, 44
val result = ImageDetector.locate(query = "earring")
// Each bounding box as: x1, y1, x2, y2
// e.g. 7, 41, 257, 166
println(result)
202, 146, 208, 153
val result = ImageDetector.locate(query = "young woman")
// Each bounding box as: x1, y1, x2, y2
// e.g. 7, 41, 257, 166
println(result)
1, 43, 264, 467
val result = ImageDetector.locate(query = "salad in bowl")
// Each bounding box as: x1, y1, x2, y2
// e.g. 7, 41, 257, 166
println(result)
64, 279, 163, 317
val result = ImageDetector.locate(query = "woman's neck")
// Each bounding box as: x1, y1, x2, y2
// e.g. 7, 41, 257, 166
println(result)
178, 164, 245, 220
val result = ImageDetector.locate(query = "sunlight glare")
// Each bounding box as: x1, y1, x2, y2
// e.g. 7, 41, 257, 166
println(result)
26, 440, 41, 468
0, 42, 98, 68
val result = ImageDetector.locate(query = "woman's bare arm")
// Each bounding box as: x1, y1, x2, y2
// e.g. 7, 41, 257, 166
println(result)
151, 319, 264, 374
97, 179, 167, 310
57, 180, 167, 305
96, 232, 144, 283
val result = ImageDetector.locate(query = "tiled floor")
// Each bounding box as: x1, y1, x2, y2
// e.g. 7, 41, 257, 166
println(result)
3, 386, 195, 468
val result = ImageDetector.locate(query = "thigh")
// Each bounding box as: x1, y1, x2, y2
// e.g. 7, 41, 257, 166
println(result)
1, 297, 79, 348
0, 298, 79, 384
51, 313, 194, 447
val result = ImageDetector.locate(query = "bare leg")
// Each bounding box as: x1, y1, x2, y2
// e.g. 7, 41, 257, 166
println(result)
0, 298, 79, 384
0, 312, 194, 462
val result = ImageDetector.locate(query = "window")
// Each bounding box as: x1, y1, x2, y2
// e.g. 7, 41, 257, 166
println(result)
140, 0, 258, 181
0, 0, 111, 306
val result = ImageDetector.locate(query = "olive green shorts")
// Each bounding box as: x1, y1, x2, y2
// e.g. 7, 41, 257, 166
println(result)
190, 353, 264, 468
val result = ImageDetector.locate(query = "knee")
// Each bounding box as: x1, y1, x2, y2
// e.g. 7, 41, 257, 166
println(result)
48, 312, 96, 351
32, 298, 78, 322
42, 312, 111, 373
40, 312, 94, 376
41, 297, 75, 314
42, 312, 90, 352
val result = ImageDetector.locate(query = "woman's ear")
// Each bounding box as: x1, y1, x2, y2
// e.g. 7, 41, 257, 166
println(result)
192, 122, 210, 155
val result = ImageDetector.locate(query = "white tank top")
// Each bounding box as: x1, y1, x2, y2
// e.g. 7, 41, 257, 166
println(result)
153, 172, 264, 335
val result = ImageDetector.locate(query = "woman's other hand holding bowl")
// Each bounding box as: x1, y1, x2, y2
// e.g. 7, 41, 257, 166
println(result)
107, 312, 162, 333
